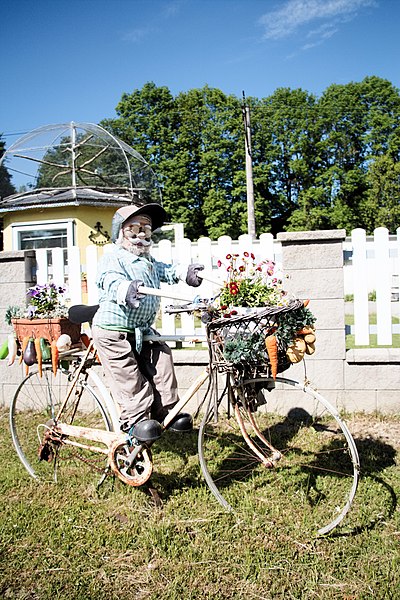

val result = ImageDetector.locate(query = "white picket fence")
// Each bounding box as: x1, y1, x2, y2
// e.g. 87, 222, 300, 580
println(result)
344, 227, 400, 346
35, 233, 280, 344
34, 228, 400, 347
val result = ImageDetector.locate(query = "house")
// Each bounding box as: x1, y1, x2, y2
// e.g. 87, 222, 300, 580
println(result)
0, 122, 162, 255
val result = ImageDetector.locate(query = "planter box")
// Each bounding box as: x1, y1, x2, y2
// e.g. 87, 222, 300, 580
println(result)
12, 317, 81, 344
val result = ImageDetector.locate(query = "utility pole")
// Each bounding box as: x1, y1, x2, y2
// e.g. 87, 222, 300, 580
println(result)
242, 91, 256, 239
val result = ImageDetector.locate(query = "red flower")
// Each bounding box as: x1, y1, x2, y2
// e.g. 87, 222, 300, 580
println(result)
239, 265, 245, 272
226, 254, 232, 260
251, 252, 255, 260
217, 260, 222, 268
243, 251, 249, 257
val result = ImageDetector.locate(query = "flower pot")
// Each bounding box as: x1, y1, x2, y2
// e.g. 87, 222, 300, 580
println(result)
12, 317, 81, 344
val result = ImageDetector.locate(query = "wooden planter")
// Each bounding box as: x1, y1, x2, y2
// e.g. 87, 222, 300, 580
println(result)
12, 317, 81, 344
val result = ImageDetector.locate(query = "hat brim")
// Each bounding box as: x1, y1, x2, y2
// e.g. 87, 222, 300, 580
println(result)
125, 203, 167, 231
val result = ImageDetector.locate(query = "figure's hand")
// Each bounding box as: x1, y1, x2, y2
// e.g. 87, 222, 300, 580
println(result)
125, 280, 144, 308
186, 263, 204, 287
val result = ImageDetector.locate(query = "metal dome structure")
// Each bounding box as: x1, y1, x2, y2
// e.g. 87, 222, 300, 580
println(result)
0, 122, 162, 213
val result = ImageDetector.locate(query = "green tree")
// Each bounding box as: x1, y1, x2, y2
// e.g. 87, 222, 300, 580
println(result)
0, 137, 16, 199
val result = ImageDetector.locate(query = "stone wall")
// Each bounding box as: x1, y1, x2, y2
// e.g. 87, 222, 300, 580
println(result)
0, 251, 36, 406
0, 235, 399, 414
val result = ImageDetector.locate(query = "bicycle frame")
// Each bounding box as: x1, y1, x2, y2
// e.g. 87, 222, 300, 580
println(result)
50, 336, 210, 481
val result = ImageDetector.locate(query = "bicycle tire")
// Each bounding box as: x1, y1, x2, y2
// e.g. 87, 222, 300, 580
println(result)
10, 365, 113, 486
198, 376, 360, 535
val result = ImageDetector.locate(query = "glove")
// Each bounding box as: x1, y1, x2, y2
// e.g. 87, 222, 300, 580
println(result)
125, 280, 143, 308
186, 263, 204, 287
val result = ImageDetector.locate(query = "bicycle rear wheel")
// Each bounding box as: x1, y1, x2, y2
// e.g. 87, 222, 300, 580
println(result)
198, 376, 360, 535
10, 366, 112, 486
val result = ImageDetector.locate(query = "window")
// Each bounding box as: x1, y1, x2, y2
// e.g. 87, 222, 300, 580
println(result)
11, 219, 75, 250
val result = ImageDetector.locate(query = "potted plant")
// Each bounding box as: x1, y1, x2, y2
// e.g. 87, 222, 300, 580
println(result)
6, 282, 81, 344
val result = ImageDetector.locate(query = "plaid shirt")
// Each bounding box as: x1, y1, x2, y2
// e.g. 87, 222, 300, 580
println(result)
93, 245, 180, 351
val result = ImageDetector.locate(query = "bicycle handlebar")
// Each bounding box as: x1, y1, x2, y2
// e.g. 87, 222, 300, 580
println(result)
137, 270, 223, 303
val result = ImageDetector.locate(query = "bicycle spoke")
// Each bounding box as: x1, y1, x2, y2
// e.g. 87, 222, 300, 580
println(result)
10, 366, 112, 487
199, 376, 359, 535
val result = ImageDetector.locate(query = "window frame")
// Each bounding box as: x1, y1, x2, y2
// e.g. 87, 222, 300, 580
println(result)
11, 219, 75, 250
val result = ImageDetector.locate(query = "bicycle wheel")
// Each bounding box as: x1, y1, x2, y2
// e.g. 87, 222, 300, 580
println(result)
198, 376, 360, 535
10, 365, 113, 486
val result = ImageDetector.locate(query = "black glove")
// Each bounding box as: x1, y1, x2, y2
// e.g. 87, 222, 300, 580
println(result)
125, 280, 143, 308
186, 263, 204, 287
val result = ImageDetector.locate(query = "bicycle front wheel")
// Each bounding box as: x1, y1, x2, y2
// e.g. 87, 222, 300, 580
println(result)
198, 376, 360, 535
10, 366, 112, 486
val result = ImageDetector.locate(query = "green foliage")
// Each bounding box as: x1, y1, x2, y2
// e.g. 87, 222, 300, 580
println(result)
97, 76, 400, 240
4, 305, 22, 326
276, 305, 316, 348
0, 136, 16, 199
223, 332, 265, 364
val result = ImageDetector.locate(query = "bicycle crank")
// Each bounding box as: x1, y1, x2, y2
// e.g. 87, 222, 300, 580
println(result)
108, 440, 153, 486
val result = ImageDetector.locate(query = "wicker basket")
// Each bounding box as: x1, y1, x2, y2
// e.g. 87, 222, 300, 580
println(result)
206, 300, 303, 376
12, 317, 81, 344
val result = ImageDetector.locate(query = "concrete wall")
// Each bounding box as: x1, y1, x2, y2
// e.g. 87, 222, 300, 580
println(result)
1, 233, 399, 414
0, 251, 36, 405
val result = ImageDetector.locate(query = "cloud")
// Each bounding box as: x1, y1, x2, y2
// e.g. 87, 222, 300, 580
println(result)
259, 0, 377, 41
122, 26, 156, 43
123, 0, 183, 43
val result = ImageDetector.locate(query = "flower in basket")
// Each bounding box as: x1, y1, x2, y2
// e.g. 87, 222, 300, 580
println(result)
25, 282, 69, 319
214, 252, 317, 378
217, 252, 287, 313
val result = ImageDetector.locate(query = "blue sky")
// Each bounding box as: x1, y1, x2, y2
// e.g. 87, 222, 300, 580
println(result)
1, 0, 398, 148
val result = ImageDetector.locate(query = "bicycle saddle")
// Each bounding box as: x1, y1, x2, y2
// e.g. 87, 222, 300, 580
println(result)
68, 304, 99, 324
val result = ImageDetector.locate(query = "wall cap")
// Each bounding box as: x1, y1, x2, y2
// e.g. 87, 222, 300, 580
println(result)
346, 348, 400, 364
0, 250, 35, 261
172, 349, 209, 365
277, 229, 346, 244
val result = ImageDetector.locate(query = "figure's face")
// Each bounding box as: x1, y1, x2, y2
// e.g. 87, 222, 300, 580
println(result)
121, 214, 152, 256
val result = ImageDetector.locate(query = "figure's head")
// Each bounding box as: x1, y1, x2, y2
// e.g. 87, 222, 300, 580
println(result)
111, 203, 167, 256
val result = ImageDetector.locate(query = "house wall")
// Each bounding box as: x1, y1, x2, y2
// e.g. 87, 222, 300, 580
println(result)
2, 206, 115, 250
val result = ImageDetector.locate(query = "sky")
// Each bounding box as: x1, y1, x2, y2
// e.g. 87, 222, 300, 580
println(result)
1, 0, 399, 159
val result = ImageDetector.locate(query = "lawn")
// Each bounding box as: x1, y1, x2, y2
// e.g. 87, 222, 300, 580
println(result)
346, 314, 400, 349
0, 408, 399, 599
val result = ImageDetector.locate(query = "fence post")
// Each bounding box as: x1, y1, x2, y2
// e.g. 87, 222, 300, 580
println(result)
375, 227, 392, 345
276, 229, 346, 399
352, 228, 369, 346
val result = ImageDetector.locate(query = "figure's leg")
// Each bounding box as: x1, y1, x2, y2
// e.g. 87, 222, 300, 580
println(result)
92, 326, 154, 431
139, 341, 179, 422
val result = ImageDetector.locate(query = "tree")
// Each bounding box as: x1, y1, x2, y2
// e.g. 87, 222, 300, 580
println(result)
0, 137, 16, 199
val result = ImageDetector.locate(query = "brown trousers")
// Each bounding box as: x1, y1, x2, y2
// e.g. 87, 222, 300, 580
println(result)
92, 326, 179, 431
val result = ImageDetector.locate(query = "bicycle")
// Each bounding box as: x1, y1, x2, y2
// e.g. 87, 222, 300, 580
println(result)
9, 297, 360, 536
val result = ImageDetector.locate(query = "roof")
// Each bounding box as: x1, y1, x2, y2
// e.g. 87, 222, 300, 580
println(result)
0, 187, 142, 214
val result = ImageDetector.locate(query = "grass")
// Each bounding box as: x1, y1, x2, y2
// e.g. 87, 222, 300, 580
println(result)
346, 314, 400, 349
1, 407, 399, 599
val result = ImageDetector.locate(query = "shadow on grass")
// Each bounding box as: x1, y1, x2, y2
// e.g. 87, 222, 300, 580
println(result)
328, 436, 398, 538
100, 409, 398, 536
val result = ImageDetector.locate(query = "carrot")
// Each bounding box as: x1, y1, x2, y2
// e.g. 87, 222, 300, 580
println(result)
80, 333, 91, 348
19, 336, 30, 365
265, 334, 279, 379
50, 340, 59, 377
34, 338, 43, 377
303, 299, 310, 307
